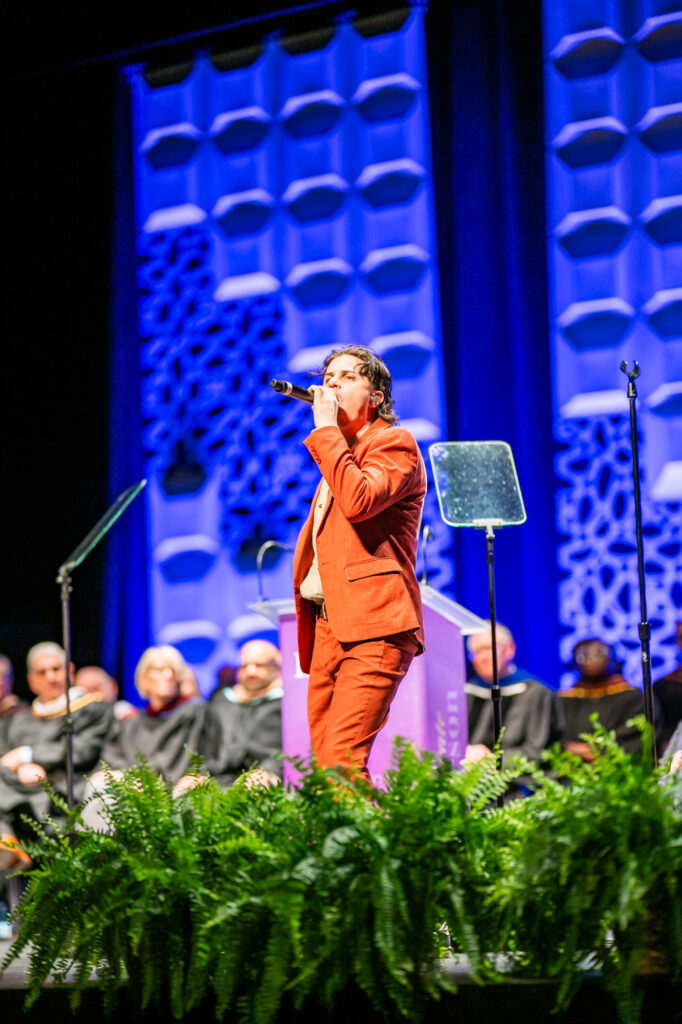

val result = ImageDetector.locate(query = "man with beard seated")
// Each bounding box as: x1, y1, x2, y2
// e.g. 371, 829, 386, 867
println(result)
209, 639, 283, 790
0, 642, 113, 870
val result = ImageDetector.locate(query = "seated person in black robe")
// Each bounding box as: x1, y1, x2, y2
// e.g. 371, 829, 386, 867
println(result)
93, 645, 219, 787
74, 665, 138, 722
0, 642, 113, 870
208, 663, 238, 702
465, 622, 560, 768
558, 639, 655, 760
208, 639, 283, 790
653, 621, 682, 758
0, 653, 27, 720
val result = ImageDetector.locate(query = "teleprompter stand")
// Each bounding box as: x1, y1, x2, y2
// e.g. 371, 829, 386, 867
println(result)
56, 479, 146, 807
429, 442, 526, 804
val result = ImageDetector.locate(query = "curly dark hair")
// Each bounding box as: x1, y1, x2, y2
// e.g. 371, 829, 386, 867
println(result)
316, 345, 398, 425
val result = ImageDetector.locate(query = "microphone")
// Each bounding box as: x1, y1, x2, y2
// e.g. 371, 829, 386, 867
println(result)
270, 379, 314, 405
256, 540, 294, 602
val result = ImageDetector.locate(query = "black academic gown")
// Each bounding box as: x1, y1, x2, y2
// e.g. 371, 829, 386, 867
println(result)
653, 666, 682, 755
465, 667, 560, 763
557, 675, 649, 755
210, 689, 283, 787
100, 696, 220, 785
0, 692, 113, 837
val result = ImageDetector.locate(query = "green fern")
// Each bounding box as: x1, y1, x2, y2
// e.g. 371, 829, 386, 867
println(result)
2, 731, 680, 1024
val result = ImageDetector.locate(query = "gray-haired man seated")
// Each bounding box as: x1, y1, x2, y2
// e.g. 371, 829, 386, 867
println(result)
0, 642, 112, 870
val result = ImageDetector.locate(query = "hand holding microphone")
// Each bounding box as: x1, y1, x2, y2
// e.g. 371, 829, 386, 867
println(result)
269, 378, 339, 428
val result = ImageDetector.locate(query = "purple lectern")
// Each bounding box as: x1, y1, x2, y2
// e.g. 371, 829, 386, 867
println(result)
250, 588, 486, 788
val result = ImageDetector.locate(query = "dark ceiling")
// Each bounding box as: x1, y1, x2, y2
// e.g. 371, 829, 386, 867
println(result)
10, 0, 414, 78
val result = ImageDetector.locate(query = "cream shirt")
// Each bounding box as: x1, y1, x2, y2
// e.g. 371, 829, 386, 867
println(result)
299, 478, 330, 604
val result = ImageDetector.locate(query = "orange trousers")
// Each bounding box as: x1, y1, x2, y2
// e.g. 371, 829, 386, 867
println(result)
307, 615, 418, 784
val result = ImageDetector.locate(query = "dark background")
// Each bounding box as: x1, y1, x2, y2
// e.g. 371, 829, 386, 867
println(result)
3, 0, 555, 699
4, 2, 399, 695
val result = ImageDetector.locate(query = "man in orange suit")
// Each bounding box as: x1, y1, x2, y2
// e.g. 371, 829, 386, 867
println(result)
293, 346, 426, 784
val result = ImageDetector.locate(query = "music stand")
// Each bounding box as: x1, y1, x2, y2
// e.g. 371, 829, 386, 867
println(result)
56, 479, 147, 807
429, 442, 526, 793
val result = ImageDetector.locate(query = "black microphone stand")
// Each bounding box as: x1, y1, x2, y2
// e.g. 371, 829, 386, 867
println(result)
54, 568, 76, 807
620, 361, 657, 768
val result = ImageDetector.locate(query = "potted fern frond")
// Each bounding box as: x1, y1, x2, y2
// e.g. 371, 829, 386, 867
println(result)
2, 730, 680, 1024
486, 720, 682, 1024
1, 749, 519, 1022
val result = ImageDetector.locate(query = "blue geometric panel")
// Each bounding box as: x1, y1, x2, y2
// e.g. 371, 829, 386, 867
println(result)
551, 27, 625, 79
209, 107, 272, 154
557, 298, 635, 349
353, 73, 420, 122
371, 330, 435, 377
128, 7, 451, 693
556, 414, 681, 684
555, 207, 631, 258
141, 123, 202, 169
643, 288, 682, 337
285, 259, 354, 308
640, 195, 682, 244
636, 103, 682, 154
635, 12, 682, 62
648, 382, 682, 417
280, 90, 344, 138
544, 1, 682, 686
283, 174, 349, 222
553, 116, 628, 168
155, 535, 219, 584
360, 244, 429, 294
356, 158, 425, 207
213, 190, 275, 237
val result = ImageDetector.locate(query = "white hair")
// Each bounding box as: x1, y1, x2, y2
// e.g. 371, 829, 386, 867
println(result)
27, 642, 66, 671
134, 645, 189, 697
466, 621, 514, 653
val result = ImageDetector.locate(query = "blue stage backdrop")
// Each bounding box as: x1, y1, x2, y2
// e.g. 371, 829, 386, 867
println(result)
543, 3, 682, 686
118, 6, 452, 695
107, 1, 681, 700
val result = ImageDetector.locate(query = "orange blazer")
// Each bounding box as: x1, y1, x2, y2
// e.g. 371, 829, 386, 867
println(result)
293, 418, 427, 675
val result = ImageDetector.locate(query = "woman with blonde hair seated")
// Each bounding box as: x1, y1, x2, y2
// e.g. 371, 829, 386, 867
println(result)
88, 646, 219, 796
